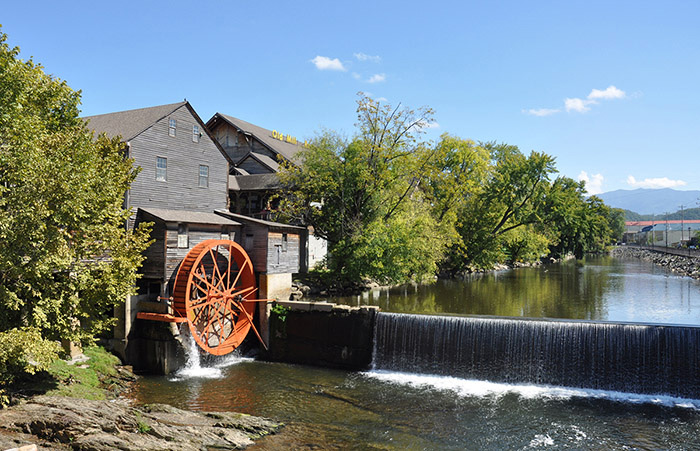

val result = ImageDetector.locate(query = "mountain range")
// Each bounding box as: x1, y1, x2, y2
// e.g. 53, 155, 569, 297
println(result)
596, 189, 700, 216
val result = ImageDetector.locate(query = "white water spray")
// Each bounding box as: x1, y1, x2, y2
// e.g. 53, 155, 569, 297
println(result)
170, 326, 252, 380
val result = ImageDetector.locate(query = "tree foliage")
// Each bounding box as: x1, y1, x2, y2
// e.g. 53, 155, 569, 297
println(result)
278, 95, 447, 288
0, 30, 152, 344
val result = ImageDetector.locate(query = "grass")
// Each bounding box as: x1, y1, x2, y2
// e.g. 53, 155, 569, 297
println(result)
11, 346, 126, 401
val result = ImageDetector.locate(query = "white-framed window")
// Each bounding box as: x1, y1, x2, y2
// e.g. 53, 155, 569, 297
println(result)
168, 118, 176, 137
156, 156, 167, 181
177, 223, 188, 248
282, 233, 288, 252
192, 125, 200, 143
198, 165, 209, 188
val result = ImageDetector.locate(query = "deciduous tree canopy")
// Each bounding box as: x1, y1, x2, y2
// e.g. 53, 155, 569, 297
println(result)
0, 30, 151, 345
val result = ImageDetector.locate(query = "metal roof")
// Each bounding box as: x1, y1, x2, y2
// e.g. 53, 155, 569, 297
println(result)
139, 208, 241, 226
208, 113, 303, 163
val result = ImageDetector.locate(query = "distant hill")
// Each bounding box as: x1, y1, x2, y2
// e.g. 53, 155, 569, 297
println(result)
597, 188, 700, 216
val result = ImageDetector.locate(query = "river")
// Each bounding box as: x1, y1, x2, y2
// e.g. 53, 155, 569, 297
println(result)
130, 255, 700, 449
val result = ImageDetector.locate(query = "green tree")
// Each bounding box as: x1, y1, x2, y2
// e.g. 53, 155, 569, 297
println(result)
277, 94, 447, 288
447, 143, 558, 270
544, 177, 614, 259
0, 30, 151, 346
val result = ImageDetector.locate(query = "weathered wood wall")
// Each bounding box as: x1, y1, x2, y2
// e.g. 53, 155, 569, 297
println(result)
128, 105, 228, 214
239, 222, 268, 274
214, 122, 276, 165
266, 231, 301, 274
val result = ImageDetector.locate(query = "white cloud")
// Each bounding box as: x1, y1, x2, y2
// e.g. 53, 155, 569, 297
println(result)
418, 120, 440, 129
626, 176, 688, 189
528, 85, 627, 116
577, 171, 604, 195
310, 55, 346, 71
588, 85, 626, 100
523, 108, 561, 117
565, 97, 596, 113
354, 52, 381, 63
367, 73, 386, 83
375, 97, 388, 102
352, 72, 362, 80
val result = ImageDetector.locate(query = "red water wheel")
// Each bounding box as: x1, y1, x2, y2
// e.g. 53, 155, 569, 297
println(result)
171, 239, 266, 356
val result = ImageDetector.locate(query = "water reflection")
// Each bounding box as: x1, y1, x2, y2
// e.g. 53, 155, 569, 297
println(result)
328, 256, 700, 325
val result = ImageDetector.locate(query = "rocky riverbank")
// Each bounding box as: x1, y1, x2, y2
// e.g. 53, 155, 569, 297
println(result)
0, 395, 282, 450
611, 246, 700, 279
0, 347, 282, 450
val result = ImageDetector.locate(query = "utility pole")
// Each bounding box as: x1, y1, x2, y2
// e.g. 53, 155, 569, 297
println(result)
679, 205, 686, 243
665, 211, 669, 248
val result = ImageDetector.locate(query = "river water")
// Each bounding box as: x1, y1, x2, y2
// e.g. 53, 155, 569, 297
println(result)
130, 256, 700, 449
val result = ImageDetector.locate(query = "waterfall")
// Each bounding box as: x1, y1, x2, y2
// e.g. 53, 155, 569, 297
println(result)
372, 312, 700, 398
172, 326, 223, 379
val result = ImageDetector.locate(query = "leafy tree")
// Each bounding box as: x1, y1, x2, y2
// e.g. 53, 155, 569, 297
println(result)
446, 142, 558, 270
0, 30, 152, 346
544, 177, 614, 259
277, 94, 447, 288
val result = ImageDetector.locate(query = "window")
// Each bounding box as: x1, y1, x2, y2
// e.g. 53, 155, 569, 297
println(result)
244, 234, 254, 250
168, 118, 176, 137
199, 165, 209, 188
282, 233, 288, 252
177, 223, 188, 248
192, 125, 200, 143
156, 157, 167, 181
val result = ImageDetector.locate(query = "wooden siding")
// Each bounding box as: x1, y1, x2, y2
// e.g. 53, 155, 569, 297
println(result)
163, 224, 238, 285
238, 222, 269, 274
213, 123, 277, 165
266, 231, 301, 274
138, 220, 167, 280
237, 157, 274, 175
128, 105, 228, 213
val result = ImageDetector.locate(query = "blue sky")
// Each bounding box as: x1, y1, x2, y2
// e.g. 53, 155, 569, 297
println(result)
3, 0, 699, 194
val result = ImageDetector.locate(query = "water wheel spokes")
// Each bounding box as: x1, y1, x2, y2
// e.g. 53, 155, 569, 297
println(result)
171, 239, 268, 355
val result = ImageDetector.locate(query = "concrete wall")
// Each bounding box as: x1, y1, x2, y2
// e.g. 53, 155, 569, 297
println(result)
264, 301, 379, 371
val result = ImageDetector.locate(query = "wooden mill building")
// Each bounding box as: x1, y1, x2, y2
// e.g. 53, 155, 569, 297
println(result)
206, 113, 303, 219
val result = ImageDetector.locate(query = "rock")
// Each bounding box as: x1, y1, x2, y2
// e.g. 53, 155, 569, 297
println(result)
611, 247, 700, 280
0, 396, 282, 451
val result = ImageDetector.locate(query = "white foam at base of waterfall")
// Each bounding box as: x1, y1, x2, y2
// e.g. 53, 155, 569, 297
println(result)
363, 369, 700, 410
169, 329, 252, 380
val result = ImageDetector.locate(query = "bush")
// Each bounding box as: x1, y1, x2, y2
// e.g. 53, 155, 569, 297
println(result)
0, 327, 61, 387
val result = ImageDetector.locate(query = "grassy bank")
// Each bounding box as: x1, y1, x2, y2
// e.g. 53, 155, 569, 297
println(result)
5, 346, 134, 404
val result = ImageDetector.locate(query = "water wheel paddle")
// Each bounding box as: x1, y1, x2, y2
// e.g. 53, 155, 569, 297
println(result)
170, 239, 267, 355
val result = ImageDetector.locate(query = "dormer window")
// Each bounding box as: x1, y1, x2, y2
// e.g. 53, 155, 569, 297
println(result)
192, 125, 200, 143
168, 118, 176, 137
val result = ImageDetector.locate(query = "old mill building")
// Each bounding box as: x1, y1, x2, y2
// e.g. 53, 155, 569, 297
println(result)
84, 101, 326, 367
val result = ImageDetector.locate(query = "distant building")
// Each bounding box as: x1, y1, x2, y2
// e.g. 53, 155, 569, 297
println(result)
625, 220, 700, 246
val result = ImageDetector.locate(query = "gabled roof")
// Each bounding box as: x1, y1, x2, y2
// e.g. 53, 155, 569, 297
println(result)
83, 102, 186, 141
207, 113, 303, 163
239, 152, 280, 172
229, 174, 281, 191
83, 101, 234, 165
139, 208, 241, 226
